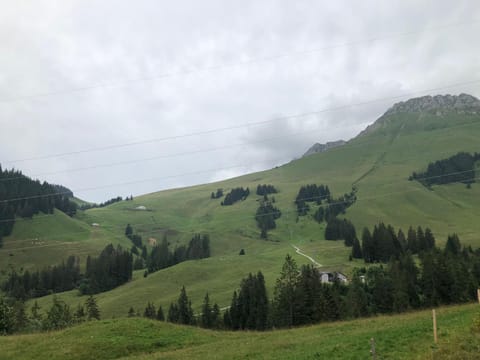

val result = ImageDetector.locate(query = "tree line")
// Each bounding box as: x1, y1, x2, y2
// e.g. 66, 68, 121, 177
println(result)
146, 234, 210, 274
256, 184, 278, 196
2, 244, 133, 300
0, 165, 77, 246
410, 151, 480, 186
353, 223, 436, 263
221, 187, 250, 206
0, 295, 100, 335
79, 195, 132, 211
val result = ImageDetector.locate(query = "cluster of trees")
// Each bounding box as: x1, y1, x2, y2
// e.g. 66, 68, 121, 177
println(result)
0, 296, 100, 335
80, 245, 133, 295
410, 151, 480, 186
255, 198, 281, 239
124, 224, 143, 248
355, 223, 436, 263
256, 184, 278, 196
2, 244, 133, 301
146, 234, 210, 273
295, 184, 331, 216
221, 187, 250, 206
229, 240, 480, 329
295, 184, 356, 221
0, 166, 77, 244
210, 189, 224, 199
224, 272, 268, 330
324, 218, 357, 246
134, 287, 221, 329
223, 259, 343, 329
2, 256, 80, 300
79, 196, 130, 210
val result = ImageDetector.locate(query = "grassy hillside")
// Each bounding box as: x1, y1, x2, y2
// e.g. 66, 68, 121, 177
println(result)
1, 303, 478, 360
3, 108, 480, 315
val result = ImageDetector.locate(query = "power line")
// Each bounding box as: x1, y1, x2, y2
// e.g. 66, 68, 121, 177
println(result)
4, 78, 480, 165
1, 19, 478, 105
4, 172, 479, 249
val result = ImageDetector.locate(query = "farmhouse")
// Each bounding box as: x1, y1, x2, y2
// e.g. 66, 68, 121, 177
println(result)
320, 271, 348, 284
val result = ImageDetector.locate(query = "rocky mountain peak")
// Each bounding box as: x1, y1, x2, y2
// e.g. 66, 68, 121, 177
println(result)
384, 93, 480, 116
303, 140, 346, 157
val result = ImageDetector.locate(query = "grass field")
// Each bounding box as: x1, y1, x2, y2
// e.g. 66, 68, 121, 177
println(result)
1, 303, 479, 360
2, 110, 480, 318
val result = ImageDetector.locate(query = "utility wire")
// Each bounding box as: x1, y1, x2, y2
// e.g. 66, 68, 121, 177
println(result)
4, 78, 480, 165
1, 18, 478, 105
4, 172, 479, 249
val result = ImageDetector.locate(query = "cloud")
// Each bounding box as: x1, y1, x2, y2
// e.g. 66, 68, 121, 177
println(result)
0, 0, 479, 201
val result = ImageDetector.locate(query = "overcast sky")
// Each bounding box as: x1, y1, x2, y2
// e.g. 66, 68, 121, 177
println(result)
1, 1, 479, 202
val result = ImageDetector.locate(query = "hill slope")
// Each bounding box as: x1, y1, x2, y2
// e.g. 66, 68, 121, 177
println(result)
3, 93, 480, 314
1, 303, 478, 360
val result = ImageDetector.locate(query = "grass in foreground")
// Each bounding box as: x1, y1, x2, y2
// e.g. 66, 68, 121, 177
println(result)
1, 303, 479, 360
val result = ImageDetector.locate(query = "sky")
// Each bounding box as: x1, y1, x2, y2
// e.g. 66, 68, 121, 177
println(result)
1, 0, 479, 202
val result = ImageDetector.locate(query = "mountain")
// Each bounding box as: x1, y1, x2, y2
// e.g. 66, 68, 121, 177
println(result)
359, 93, 480, 137
2, 93, 480, 317
302, 140, 346, 157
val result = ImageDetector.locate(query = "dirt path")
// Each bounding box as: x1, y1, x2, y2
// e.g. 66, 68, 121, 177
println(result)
291, 244, 322, 267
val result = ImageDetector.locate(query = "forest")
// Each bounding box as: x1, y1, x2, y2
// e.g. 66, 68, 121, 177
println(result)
0, 165, 78, 245
410, 151, 480, 186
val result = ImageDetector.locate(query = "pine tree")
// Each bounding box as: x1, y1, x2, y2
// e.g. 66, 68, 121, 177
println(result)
177, 287, 194, 325
0, 297, 15, 334
156, 305, 165, 321
167, 303, 179, 323
200, 293, 213, 328
74, 304, 86, 323
345, 274, 369, 318
273, 254, 300, 327
351, 238, 363, 259
85, 295, 100, 320
128, 307, 136, 317
125, 224, 133, 238
144, 302, 156, 319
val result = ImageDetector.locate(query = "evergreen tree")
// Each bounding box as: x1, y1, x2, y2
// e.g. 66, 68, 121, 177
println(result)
200, 293, 213, 328
43, 297, 73, 330
177, 286, 194, 325
351, 238, 363, 259
445, 234, 461, 255
144, 302, 156, 319
361, 228, 374, 263
74, 304, 86, 323
0, 297, 15, 335
128, 307, 136, 317
156, 305, 165, 321
167, 303, 179, 323
125, 224, 133, 238
345, 274, 369, 318
85, 295, 100, 320
272, 255, 300, 327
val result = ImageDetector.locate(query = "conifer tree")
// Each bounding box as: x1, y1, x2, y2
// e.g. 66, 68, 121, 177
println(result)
144, 302, 156, 319
85, 295, 100, 320
156, 305, 165, 321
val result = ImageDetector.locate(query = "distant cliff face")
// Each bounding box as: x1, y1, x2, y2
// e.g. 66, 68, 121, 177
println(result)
303, 140, 346, 157
358, 93, 480, 137
384, 93, 480, 116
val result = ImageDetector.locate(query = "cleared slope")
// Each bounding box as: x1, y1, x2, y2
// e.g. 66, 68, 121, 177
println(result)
1, 303, 478, 360
3, 105, 480, 315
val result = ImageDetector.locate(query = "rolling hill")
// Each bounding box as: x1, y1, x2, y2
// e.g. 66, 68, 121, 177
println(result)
1, 303, 478, 359
2, 93, 480, 316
